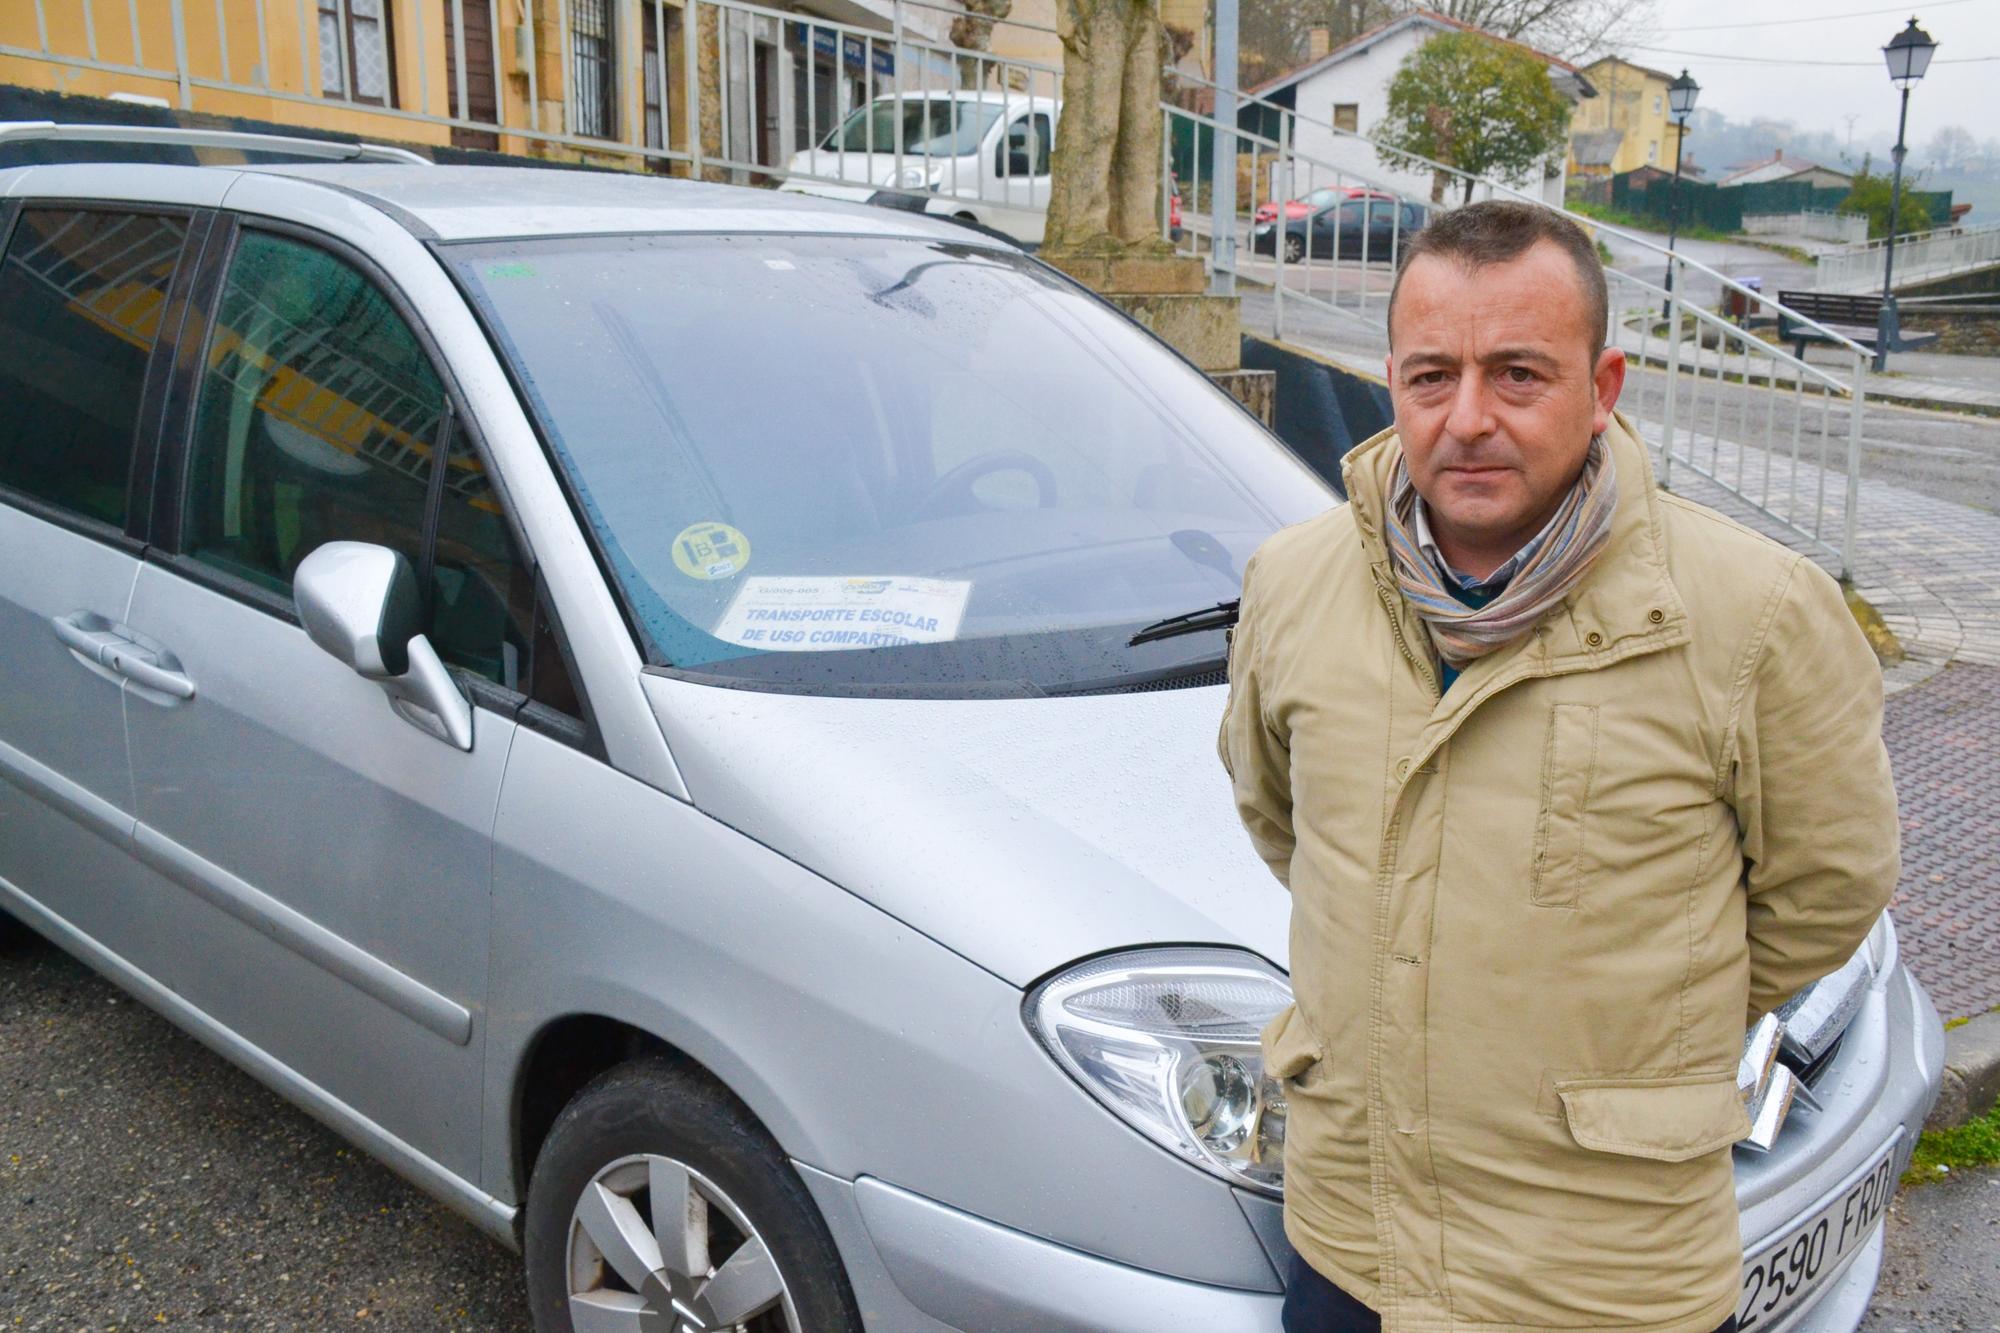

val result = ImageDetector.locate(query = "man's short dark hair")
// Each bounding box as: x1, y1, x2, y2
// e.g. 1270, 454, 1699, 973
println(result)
1388, 200, 1608, 358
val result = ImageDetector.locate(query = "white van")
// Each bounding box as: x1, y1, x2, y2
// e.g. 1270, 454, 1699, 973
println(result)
780, 91, 1059, 244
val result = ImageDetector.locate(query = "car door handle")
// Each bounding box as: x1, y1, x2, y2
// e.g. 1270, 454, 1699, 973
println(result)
51, 611, 127, 661
103, 645, 196, 700
51, 612, 196, 701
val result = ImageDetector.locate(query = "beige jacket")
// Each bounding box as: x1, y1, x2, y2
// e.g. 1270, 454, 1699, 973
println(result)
1218, 415, 1897, 1331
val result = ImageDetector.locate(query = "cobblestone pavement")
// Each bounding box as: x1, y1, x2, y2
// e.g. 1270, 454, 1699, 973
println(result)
1879, 664, 2000, 1021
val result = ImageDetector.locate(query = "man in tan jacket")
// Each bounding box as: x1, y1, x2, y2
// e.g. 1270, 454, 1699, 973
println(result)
1218, 201, 1898, 1331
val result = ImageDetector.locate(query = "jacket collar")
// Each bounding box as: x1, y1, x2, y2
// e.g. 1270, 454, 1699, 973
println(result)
1341, 411, 1691, 702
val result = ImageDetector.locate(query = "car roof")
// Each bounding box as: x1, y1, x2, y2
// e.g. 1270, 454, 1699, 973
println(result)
1, 159, 1005, 247
248, 163, 995, 244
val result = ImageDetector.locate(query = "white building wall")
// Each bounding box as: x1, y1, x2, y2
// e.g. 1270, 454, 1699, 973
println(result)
1277, 26, 1570, 211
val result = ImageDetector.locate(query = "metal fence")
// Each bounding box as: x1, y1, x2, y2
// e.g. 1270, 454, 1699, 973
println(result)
1, 0, 1879, 576
1155, 88, 1871, 578
1816, 222, 2000, 294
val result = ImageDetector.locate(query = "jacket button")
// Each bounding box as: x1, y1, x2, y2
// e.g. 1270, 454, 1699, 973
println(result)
1585, 630, 1604, 647
1396, 757, 1412, 780
1648, 608, 1665, 624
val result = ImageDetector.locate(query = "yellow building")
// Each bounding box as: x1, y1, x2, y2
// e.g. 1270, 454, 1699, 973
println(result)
0, 0, 979, 175
1568, 56, 1687, 177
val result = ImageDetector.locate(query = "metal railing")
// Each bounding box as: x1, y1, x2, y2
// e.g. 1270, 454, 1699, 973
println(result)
1154, 87, 1871, 577
0, 0, 1876, 576
1816, 221, 2000, 293
1743, 210, 1867, 246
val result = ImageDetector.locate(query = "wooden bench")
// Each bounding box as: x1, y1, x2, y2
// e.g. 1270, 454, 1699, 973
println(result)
1775, 290, 1941, 360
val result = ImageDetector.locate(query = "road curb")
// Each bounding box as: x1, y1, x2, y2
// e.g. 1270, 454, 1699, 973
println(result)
1923, 1009, 2000, 1132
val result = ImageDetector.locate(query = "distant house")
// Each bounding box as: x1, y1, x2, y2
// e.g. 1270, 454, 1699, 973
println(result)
1242, 9, 1596, 208
1717, 151, 1853, 191
1568, 56, 1687, 177
1569, 128, 1624, 179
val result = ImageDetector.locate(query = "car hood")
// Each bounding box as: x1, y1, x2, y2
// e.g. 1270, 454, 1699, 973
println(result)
641, 674, 1290, 987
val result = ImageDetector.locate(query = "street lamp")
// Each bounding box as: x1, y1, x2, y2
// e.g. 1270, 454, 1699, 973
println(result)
1875, 16, 1938, 370
1660, 69, 1699, 319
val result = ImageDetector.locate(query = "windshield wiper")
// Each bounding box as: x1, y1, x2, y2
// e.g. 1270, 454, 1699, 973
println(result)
1128, 600, 1239, 647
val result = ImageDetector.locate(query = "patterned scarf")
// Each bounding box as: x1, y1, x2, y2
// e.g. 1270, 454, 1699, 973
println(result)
1384, 434, 1618, 669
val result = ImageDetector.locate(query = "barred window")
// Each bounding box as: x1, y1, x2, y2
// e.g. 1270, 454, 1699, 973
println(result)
319, 0, 395, 106
572, 0, 617, 139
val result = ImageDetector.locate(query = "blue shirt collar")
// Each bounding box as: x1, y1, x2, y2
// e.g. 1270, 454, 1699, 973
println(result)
1411, 494, 1566, 595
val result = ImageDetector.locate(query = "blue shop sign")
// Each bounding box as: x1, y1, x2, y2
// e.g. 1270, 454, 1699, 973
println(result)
792, 25, 896, 76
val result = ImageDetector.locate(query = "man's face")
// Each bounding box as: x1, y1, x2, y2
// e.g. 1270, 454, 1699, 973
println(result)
1386, 240, 1625, 576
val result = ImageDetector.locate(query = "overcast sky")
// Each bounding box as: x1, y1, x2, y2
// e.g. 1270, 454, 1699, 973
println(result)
1634, 0, 1997, 149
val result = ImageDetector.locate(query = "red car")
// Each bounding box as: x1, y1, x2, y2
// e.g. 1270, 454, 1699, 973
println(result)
1254, 185, 1393, 226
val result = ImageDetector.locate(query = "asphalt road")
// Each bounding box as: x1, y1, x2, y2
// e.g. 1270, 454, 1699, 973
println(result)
4, 921, 1997, 1328
1859, 1167, 2000, 1331
0, 927, 532, 1330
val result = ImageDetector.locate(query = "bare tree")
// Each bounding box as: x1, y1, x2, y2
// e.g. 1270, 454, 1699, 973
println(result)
1924, 125, 1976, 172
1419, 0, 1658, 62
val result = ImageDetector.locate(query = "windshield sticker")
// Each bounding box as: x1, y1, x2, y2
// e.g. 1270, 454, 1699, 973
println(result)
712, 576, 972, 650
672, 522, 751, 580
485, 261, 537, 279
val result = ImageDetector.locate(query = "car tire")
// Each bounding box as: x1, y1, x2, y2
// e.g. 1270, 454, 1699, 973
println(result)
524, 1057, 861, 1333
1283, 233, 1305, 264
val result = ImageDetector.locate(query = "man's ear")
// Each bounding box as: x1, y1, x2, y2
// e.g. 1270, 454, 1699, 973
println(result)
1591, 347, 1627, 436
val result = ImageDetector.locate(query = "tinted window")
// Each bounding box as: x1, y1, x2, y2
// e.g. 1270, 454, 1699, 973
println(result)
184, 230, 445, 596
1000, 114, 1052, 176
449, 234, 1331, 696
0, 209, 188, 527
430, 423, 534, 687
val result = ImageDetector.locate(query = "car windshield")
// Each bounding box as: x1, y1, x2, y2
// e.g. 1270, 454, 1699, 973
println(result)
822, 98, 1003, 156
446, 234, 1334, 697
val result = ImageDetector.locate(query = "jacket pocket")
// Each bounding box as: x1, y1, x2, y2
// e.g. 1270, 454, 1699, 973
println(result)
1261, 1003, 1325, 1084
1530, 702, 1600, 908
1556, 1071, 1753, 1162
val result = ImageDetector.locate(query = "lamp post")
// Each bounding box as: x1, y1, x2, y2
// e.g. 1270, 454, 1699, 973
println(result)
1875, 16, 1938, 371
1660, 69, 1699, 320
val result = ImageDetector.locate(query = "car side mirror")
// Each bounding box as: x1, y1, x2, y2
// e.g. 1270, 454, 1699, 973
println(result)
294, 542, 473, 751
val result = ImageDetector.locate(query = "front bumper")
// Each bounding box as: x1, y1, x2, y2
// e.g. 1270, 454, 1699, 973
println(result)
803, 960, 1942, 1332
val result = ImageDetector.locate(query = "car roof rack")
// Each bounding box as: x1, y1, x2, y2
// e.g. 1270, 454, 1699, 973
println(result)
0, 121, 431, 166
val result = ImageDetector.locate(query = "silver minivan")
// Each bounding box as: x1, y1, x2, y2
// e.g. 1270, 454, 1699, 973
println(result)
0, 128, 1945, 1333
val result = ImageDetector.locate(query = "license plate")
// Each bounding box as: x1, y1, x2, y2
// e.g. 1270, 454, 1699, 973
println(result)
1737, 1139, 1898, 1330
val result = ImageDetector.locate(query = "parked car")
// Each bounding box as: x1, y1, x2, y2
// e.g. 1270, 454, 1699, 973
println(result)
780, 91, 1061, 245
1253, 196, 1430, 263
0, 125, 1945, 1333
1252, 184, 1393, 226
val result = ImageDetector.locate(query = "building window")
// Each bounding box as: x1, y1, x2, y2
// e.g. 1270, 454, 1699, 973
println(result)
1653, 94, 1662, 116
1647, 140, 1657, 164
571, 0, 617, 139
1333, 103, 1358, 133
319, 0, 395, 105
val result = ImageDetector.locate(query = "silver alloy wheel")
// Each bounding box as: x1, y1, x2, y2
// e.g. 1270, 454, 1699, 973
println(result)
1283, 233, 1305, 263
565, 1153, 800, 1333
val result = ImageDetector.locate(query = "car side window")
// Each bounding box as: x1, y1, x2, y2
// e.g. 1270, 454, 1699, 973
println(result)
429, 421, 535, 689
0, 208, 189, 528
184, 229, 443, 596
183, 226, 571, 709
997, 113, 1052, 177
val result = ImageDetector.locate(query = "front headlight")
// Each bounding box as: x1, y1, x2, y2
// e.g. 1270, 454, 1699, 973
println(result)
884, 163, 937, 190
1025, 948, 1293, 1196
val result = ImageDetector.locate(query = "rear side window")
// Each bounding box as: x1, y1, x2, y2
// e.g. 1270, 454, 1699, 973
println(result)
184, 229, 445, 595
0, 208, 188, 527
